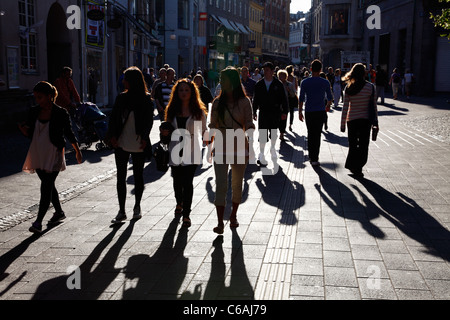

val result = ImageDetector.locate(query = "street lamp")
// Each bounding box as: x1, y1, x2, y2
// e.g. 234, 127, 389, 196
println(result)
158, 27, 176, 66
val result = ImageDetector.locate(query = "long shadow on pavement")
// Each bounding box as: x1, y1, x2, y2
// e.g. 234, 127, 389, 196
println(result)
31, 221, 135, 299
356, 178, 450, 262
313, 165, 385, 238
200, 230, 254, 300
121, 216, 189, 300
0, 223, 62, 297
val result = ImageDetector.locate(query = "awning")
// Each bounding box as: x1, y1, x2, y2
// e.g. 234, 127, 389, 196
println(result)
216, 16, 239, 32
232, 21, 250, 35
210, 14, 222, 25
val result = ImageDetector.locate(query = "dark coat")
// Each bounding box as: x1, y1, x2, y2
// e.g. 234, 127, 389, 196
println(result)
252, 77, 289, 129
24, 103, 78, 151
107, 92, 154, 146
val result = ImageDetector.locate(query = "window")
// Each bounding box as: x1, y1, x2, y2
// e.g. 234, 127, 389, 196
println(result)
178, 0, 189, 30
18, 0, 37, 72
327, 5, 349, 35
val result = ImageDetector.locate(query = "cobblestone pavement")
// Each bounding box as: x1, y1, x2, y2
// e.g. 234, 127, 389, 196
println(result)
0, 95, 449, 301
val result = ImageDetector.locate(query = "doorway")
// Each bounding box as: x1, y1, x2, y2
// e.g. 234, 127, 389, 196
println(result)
378, 33, 390, 73
47, 3, 72, 83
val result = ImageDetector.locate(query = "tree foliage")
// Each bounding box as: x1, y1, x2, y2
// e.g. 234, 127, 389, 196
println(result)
430, 0, 450, 38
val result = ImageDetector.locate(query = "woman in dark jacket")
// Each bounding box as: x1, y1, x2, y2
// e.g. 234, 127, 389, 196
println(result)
193, 74, 214, 111
19, 81, 83, 234
107, 67, 154, 223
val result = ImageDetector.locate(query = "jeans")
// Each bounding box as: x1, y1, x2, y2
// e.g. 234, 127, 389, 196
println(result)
305, 111, 327, 162
345, 119, 371, 173
115, 148, 145, 212
376, 85, 385, 103
35, 170, 61, 224
171, 165, 198, 218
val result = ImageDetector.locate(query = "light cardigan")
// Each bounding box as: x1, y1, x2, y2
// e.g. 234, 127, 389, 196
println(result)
168, 112, 208, 166
341, 82, 378, 129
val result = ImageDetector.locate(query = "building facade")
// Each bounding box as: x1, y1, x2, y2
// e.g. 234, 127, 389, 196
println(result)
309, 0, 450, 95
249, 0, 264, 68
0, 0, 160, 110
262, 0, 291, 65
289, 17, 308, 65
310, 0, 361, 69
0, 0, 82, 93
360, 0, 450, 94
207, 0, 251, 74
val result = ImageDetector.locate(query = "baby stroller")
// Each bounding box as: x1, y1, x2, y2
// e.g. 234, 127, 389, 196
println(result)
74, 102, 108, 150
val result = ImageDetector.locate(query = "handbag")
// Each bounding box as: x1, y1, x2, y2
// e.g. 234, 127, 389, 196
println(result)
154, 143, 170, 172
153, 121, 174, 172
368, 84, 378, 126
368, 83, 379, 141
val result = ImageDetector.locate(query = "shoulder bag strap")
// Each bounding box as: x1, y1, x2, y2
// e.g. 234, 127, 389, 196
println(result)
224, 103, 244, 129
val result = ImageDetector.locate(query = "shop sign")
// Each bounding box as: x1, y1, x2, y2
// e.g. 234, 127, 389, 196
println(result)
86, 1, 105, 48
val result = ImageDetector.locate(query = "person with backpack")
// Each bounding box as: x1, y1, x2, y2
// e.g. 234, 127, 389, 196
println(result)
389, 68, 401, 100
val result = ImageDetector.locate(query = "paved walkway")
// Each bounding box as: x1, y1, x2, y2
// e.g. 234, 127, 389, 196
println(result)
0, 96, 449, 300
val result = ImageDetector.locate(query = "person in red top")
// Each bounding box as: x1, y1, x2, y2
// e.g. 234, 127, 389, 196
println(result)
54, 67, 81, 112
368, 64, 376, 84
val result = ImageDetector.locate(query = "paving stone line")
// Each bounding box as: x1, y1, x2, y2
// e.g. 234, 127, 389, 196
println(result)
0, 168, 117, 231
254, 134, 305, 300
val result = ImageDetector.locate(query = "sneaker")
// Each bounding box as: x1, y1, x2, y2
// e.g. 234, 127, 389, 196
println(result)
29, 222, 42, 234
133, 206, 142, 220
111, 211, 127, 224
257, 154, 268, 166
350, 170, 364, 178
48, 211, 66, 225
270, 147, 277, 160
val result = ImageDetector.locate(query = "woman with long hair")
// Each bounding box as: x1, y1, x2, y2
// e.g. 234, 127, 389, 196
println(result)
107, 66, 154, 223
209, 67, 255, 234
162, 79, 208, 228
19, 81, 83, 233
340, 63, 378, 177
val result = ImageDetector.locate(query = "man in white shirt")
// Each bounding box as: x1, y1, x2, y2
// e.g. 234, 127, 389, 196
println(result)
404, 69, 414, 99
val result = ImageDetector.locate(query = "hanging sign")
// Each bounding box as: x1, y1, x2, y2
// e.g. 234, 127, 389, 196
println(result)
86, 1, 105, 48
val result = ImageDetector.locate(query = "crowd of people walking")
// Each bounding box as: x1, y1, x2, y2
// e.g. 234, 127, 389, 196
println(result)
19, 59, 386, 235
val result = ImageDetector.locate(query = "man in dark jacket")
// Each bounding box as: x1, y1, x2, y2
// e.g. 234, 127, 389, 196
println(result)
252, 62, 288, 166
375, 65, 388, 104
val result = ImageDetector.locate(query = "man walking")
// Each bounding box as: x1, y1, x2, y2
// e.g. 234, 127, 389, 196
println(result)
253, 62, 288, 165
375, 65, 388, 104
241, 66, 256, 101
299, 59, 333, 166
54, 67, 81, 112
154, 68, 176, 119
